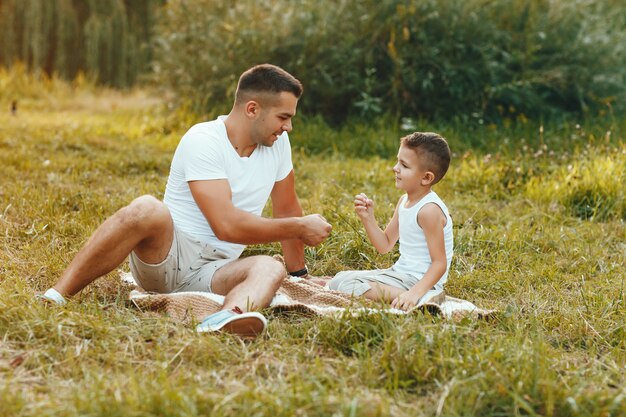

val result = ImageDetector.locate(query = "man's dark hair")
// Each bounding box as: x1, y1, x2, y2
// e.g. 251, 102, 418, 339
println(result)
401, 132, 451, 184
235, 64, 303, 104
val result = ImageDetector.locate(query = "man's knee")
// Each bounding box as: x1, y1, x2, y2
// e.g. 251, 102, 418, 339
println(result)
254, 255, 286, 287
120, 195, 170, 231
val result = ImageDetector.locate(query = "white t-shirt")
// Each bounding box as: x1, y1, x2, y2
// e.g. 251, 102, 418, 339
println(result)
163, 116, 293, 258
392, 191, 454, 289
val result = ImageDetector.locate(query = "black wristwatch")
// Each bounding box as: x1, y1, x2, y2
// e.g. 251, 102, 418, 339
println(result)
289, 267, 308, 277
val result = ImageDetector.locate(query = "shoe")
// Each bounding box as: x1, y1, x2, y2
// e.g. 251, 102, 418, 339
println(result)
36, 288, 67, 305
196, 306, 266, 339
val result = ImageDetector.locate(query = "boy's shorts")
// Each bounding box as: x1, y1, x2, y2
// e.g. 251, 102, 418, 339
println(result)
129, 227, 236, 294
328, 268, 422, 296
328, 268, 443, 299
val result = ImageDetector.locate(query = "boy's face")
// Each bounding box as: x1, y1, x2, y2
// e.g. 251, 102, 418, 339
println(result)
393, 145, 432, 192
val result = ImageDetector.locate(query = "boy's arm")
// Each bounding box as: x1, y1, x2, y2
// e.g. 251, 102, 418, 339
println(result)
392, 203, 448, 311
356, 194, 400, 254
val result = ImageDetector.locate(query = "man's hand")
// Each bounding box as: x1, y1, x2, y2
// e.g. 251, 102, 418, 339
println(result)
354, 193, 375, 221
299, 214, 332, 246
391, 289, 423, 311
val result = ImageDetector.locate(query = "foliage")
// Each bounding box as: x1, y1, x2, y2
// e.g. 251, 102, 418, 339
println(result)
153, 0, 626, 123
525, 145, 626, 221
0, 0, 164, 87
1, 77, 626, 416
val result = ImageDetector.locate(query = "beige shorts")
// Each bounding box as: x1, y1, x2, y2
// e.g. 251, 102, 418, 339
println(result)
129, 227, 236, 294
328, 268, 423, 296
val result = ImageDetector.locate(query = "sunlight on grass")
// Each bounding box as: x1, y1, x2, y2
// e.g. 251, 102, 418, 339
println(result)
1, 77, 625, 416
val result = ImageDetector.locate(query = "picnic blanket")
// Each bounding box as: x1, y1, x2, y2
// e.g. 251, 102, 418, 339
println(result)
122, 272, 496, 325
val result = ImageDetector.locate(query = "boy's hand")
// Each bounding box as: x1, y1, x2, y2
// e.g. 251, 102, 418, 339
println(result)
391, 289, 423, 311
354, 193, 374, 220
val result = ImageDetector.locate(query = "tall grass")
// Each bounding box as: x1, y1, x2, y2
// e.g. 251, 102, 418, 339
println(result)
1, 75, 626, 416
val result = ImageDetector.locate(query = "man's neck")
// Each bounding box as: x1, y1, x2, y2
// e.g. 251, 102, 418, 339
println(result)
223, 113, 257, 157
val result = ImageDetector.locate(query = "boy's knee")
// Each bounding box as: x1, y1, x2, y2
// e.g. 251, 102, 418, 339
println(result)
329, 272, 367, 295
328, 274, 347, 292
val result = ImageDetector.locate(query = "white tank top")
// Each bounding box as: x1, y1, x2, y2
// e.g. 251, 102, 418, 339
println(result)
392, 191, 453, 289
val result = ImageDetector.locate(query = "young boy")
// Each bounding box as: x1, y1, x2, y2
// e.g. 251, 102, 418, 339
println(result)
328, 132, 453, 311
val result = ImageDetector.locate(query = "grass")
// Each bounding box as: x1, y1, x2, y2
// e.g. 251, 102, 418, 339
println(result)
1, 77, 626, 416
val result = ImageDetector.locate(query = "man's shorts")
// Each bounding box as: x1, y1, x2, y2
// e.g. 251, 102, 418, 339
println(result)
129, 227, 236, 294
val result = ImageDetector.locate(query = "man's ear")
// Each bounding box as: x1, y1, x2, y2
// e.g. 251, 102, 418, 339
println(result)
421, 171, 436, 186
245, 101, 260, 118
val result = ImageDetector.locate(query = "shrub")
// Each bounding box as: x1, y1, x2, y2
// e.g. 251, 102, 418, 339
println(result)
153, 0, 626, 123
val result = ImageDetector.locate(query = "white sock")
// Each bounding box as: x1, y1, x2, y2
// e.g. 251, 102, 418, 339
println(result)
43, 288, 67, 305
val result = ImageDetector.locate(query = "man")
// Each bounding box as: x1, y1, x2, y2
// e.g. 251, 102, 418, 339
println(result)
40, 64, 332, 338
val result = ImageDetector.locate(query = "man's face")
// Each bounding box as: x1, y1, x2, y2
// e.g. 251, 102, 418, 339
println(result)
250, 92, 298, 147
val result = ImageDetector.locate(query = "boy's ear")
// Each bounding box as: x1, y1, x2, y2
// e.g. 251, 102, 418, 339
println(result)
421, 171, 436, 186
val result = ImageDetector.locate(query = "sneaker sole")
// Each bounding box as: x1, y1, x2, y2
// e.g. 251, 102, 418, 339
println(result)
221, 316, 266, 340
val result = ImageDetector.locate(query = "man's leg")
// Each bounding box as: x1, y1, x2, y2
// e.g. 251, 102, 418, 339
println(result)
194, 255, 285, 338
210, 255, 286, 312
52, 195, 174, 298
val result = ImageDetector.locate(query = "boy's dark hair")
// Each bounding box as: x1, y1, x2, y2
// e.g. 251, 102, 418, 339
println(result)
235, 64, 303, 104
401, 132, 451, 184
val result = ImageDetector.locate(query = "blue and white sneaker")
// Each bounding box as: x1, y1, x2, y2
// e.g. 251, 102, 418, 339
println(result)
196, 306, 267, 339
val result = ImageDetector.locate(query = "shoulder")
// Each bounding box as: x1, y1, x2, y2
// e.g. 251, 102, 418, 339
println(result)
182, 120, 224, 143
178, 120, 228, 158
417, 202, 446, 229
427, 191, 449, 210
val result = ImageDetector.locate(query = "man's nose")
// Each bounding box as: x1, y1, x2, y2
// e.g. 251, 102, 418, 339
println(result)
282, 120, 292, 132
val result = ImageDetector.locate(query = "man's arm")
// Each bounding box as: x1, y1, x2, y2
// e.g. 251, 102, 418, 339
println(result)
270, 170, 307, 272
189, 178, 330, 246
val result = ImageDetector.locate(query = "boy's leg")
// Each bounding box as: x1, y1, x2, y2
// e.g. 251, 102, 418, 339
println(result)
329, 270, 409, 302
362, 282, 405, 302
209, 255, 286, 312
52, 195, 174, 298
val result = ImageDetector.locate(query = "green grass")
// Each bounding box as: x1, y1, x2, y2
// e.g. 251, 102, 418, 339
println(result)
1, 81, 626, 416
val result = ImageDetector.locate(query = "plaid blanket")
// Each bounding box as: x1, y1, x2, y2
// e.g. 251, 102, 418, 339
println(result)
123, 273, 496, 325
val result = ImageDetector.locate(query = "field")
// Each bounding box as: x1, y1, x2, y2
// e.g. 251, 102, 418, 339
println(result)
1, 81, 625, 416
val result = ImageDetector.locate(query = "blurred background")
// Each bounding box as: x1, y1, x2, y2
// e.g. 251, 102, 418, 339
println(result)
1, 0, 624, 125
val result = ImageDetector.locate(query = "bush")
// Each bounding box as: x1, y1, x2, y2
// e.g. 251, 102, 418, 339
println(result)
153, 0, 626, 123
